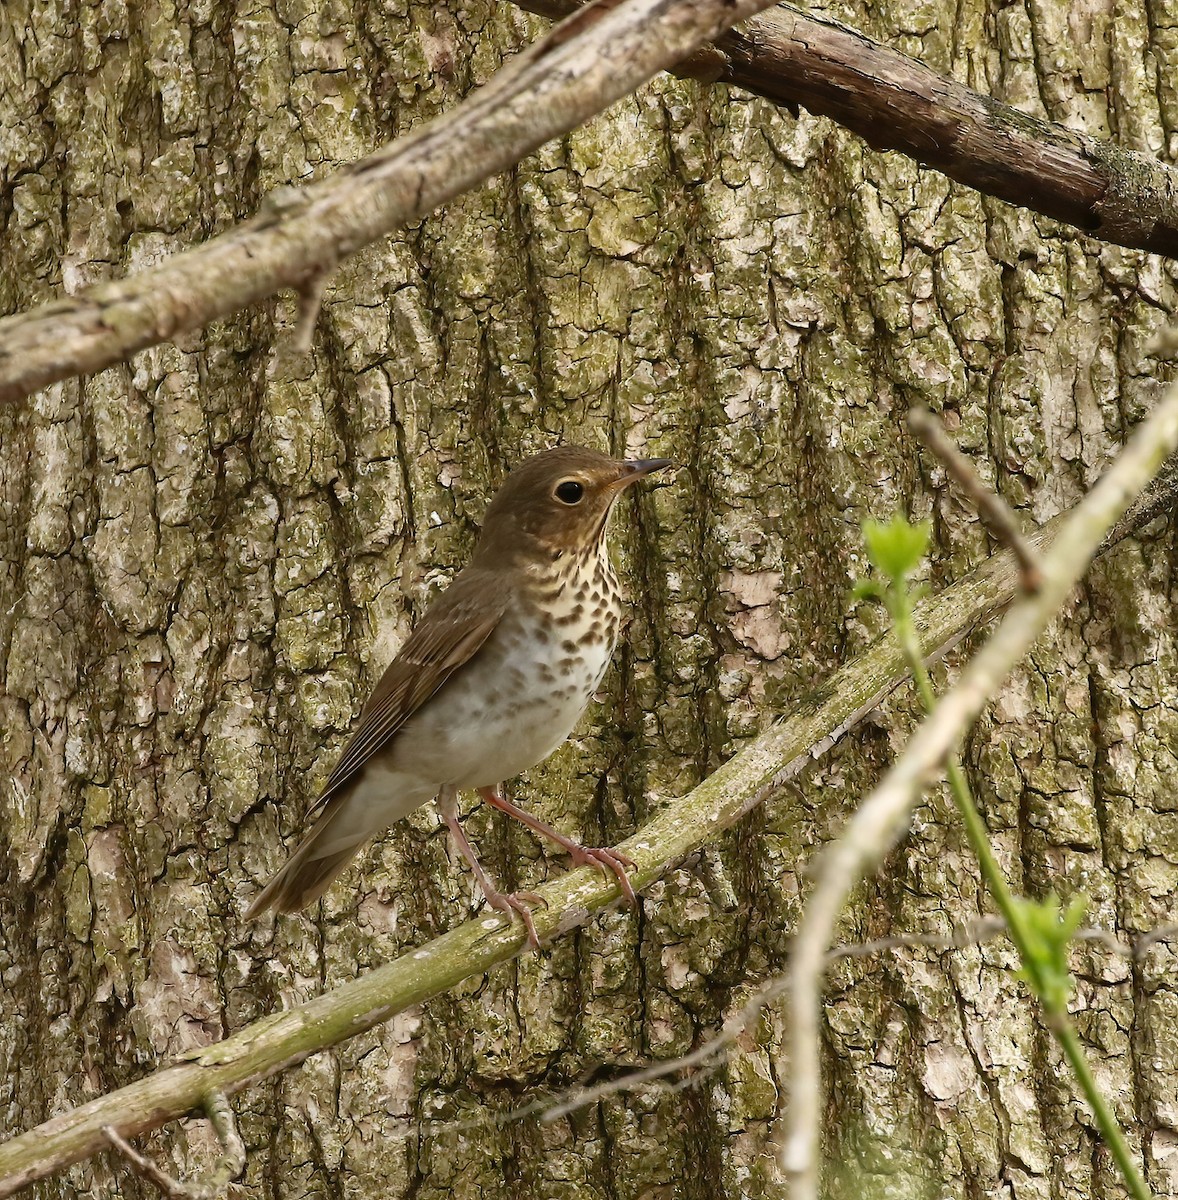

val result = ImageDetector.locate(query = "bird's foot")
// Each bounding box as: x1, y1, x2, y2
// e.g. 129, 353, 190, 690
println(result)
482, 888, 547, 949
476, 786, 639, 908
566, 845, 638, 907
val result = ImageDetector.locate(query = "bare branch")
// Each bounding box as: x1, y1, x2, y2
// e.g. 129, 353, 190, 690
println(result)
0, 0, 777, 406
908, 406, 1044, 592
516, 0, 1178, 259
780, 381, 1178, 1198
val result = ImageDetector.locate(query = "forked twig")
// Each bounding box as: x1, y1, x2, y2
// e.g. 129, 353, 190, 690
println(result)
103, 1092, 244, 1200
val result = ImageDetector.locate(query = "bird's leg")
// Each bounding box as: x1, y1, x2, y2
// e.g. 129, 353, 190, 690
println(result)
478, 785, 638, 907
438, 786, 544, 948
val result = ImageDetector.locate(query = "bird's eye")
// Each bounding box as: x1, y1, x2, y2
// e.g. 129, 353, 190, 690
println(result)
554, 479, 585, 505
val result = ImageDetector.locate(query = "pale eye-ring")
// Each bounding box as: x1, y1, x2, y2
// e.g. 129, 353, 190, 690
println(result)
554, 479, 585, 505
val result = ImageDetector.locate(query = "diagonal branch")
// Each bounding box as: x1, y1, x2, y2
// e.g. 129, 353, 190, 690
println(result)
518, 0, 1178, 258
0, 0, 777, 406
779, 380, 1178, 1199
5, 2, 1178, 408
1, 434, 1175, 1197
908, 406, 1044, 592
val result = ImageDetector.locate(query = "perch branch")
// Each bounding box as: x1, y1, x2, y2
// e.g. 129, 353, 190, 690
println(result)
0, 0, 777, 405
516, 0, 1178, 258
1, 432, 1175, 1196
780, 380, 1178, 1199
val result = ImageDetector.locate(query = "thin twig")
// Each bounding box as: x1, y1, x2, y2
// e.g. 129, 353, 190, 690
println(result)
535, 918, 1177, 1126
383, 916, 1169, 1139
827, 918, 1006, 961
537, 919, 1003, 1122
103, 1127, 192, 1200
908, 406, 1044, 592
291, 273, 331, 356
779, 380, 1178, 1198
102, 1092, 244, 1200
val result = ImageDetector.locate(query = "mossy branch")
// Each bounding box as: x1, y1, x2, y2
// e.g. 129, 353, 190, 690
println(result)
1, 432, 1175, 1196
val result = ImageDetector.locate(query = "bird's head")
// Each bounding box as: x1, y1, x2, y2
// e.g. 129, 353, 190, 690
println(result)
473, 445, 673, 565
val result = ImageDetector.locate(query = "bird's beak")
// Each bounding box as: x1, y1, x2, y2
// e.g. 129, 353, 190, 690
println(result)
617, 458, 675, 487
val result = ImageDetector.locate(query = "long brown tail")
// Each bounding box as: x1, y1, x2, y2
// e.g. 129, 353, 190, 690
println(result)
245, 812, 366, 918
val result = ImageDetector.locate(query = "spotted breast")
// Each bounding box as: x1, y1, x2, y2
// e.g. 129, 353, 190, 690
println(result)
389, 544, 623, 791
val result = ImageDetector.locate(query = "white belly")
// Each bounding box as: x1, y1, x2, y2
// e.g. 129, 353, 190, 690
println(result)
392, 612, 615, 788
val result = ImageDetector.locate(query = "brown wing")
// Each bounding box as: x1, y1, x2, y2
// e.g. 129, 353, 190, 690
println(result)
307, 567, 508, 815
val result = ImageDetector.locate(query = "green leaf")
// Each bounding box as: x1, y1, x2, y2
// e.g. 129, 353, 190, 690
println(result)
1011, 892, 1087, 1013
862, 515, 931, 585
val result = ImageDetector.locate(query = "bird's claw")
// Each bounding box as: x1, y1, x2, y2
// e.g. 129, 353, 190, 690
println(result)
568, 845, 638, 907
483, 888, 546, 948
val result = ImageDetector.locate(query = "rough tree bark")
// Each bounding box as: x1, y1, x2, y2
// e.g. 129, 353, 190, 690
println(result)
2, 2, 1177, 1199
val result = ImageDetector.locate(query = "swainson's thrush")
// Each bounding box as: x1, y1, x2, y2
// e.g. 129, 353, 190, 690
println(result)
246, 445, 671, 944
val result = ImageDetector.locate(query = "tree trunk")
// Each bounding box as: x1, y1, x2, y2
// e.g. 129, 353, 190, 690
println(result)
2, 1, 1176, 1197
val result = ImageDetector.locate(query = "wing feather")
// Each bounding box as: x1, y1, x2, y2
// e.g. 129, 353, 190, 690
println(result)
307, 568, 507, 815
